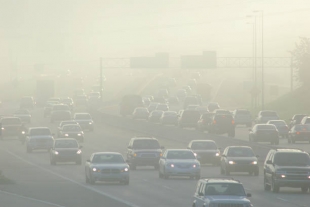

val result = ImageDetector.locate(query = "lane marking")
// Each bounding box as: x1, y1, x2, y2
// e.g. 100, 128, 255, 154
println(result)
0, 190, 65, 207
5, 149, 140, 207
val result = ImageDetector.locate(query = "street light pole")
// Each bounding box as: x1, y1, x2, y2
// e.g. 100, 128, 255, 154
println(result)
247, 22, 255, 109
100, 57, 103, 101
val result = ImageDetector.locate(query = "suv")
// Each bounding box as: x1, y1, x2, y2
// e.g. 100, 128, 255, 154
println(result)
300, 116, 310, 125
233, 109, 252, 127
207, 114, 236, 137
192, 178, 252, 207
0, 117, 25, 139
126, 137, 164, 170
255, 110, 279, 124
264, 148, 310, 193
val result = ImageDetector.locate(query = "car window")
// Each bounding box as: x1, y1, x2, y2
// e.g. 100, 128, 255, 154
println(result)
92, 154, 125, 164
166, 151, 196, 159
132, 140, 160, 149
227, 148, 255, 157
55, 140, 78, 148
274, 153, 310, 166
62, 125, 81, 131
191, 142, 217, 150
1, 118, 22, 125
30, 128, 51, 136
205, 183, 245, 196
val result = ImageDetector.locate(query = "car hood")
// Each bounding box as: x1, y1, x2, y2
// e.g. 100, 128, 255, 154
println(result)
90, 163, 129, 168
166, 159, 199, 164
227, 157, 257, 162
206, 195, 250, 203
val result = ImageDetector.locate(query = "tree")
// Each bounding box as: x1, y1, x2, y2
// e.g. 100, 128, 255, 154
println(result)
290, 37, 310, 88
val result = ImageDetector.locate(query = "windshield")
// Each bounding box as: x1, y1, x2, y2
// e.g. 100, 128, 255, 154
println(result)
30, 128, 51, 136
204, 183, 245, 196
274, 153, 310, 166
191, 142, 217, 150
55, 140, 78, 148
75, 114, 91, 119
1, 118, 21, 125
62, 125, 81, 131
132, 140, 160, 149
227, 148, 255, 157
257, 125, 276, 130
166, 151, 196, 159
92, 154, 125, 164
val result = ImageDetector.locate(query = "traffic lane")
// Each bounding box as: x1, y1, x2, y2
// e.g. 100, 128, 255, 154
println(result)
0, 146, 133, 207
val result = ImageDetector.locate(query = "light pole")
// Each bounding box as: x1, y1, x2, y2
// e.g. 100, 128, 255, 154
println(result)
254, 10, 264, 110
100, 57, 103, 101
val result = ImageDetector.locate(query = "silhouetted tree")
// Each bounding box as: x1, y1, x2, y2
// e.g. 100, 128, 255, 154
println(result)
290, 37, 310, 88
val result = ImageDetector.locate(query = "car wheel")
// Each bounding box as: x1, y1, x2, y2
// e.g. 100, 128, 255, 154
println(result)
301, 187, 309, 193
264, 176, 271, 191
271, 177, 279, 193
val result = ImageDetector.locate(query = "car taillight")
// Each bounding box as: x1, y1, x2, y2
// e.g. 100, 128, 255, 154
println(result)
232, 120, 235, 125
296, 131, 300, 135
213, 120, 216, 124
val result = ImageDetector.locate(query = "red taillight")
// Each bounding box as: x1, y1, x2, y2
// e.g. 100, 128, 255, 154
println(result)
232, 120, 235, 125
296, 131, 300, 135
213, 120, 216, 124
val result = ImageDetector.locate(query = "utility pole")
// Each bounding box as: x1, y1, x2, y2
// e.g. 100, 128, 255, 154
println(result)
100, 57, 103, 101
290, 56, 293, 92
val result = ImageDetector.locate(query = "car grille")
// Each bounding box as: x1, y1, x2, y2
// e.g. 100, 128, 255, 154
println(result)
284, 170, 310, 180
218, 204, 244, 207
140, 153, 156, 158
101, 169, 121, 174
234, 160, 252, 165
175, 164, 191, 169
58, 151, 76, 155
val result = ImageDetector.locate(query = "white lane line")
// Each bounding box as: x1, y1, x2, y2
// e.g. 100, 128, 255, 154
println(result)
0, 190, 65, 207
5, 149, 140, 207
277, 197, 288, 202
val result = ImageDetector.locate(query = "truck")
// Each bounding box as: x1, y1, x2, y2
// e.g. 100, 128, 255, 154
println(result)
35, 79, 55, 106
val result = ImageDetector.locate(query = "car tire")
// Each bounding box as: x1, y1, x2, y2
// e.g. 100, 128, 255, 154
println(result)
271, 177, 279, 193
264, 176, 271, 191
301, 187, 309, 193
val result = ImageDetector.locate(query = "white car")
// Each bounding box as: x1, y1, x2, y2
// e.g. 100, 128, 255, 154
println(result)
85, 152, 129, 185
158, 149, 200, 179
73, 113, 94, 131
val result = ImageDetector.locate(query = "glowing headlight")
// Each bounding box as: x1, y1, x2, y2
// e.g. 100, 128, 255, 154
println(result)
215, 153, 220, 156
122, 167, 129, 172
193, 164, 198, 168
54, 151, 59, 155
159, 153, 162, 157
89, 122, 93, 125
281, 175, 286, 178
92, 167, 97, 172
76, 150, 82, 154
133, 153, 137, 157
64, 134, 69, 137
170, 164, 175, 168
77, 133, 82, 136
194, 153, 197, 157
228, 161, 235, 165
1, 127, 4, 130
251, 161, 258, 165
21, 131, 25, 134
308, 176, 310, 179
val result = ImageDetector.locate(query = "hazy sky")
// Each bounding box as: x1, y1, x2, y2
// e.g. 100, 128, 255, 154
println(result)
1, 0, 310, 71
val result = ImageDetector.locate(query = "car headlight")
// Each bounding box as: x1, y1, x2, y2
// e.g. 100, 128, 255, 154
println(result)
77, 133, 82, 136
76, 150, 82, 154
64, 134, 69, 137
159, 153, 162, 157
170, 164, 175, 168
228, 161, 235, 165
89, 122, 93, 125
251, 161, 258, 165
1, 127, 4, 130
121, 167, 129, 172
54, 151, 59, 155
92, 167, 97, 172
215, 152, 220, 156
193, 164, 199, 168
21, 131, 25, 134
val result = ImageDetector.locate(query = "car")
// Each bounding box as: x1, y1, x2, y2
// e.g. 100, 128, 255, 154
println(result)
289, 114, 307, 129
197, 113, 214, 132
57, 120, 79, 137
147, 102, 159, 113
50, 110, 72, 123
25, 127, 54, 153
249, 124, 279, 144
220, 146, 259, 176
267, 120, 289, 138
207, 114, 236, 137
187, 140, 220, 165
158, 149, 200, 179
156, 103, 169, 111
73, 113, 94, 131
187, 78, 197, 88
58, 124, 84, 142
0, 117, 25, 139
20, 96, 36, 109
264, 148, 310, 193
160, 111, 179, 126
207, 102, 220, 112
126, 137, 164, 170
255, 110, 279, 124
183, 96, 199, 109
288, 124, 310, 143
176, 89, 187, 101
148, 110, 164, 123
183, 85, 192, 94
232, 109, 252, 127
60, 97, 74, 110
50, 138, 82, 165
167, 96, 179, 105
132, 107, 149, 120
178, 110, 201, 129
192, 178, 252, 207
85, 152, 129, 185
44, 101, 60, 117
13, 109, 31, 123
300, 116, 310, 125
195, 106, 209, 115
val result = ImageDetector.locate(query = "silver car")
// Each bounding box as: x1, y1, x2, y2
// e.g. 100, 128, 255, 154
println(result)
13, 109, 31, 123
85, 152, 129, 185
26, 127, 54, 153
158, 149, 201, 179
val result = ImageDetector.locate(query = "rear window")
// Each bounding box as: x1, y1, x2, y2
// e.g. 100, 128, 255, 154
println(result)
257, 125, 276, 130
227, 148, 255, 157
261, 111, 277, 116
1, 118, 21, 125
191, 142, 217, 150
30, 128, 51, 136
132, 139, 160, 149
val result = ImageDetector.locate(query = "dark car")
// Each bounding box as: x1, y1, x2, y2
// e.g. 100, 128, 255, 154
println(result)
183, 96, 199, 109
57, 120, 79, 137
255, 110, 279, 124
187, 140, 220, 165
220, 146, 259, 176
264, 148, 310, 193
58, 124, 84, 142
267, 120, 289, 138
1, 117, 25, 139
126, 137, 164, 170
20, 96, 36, 109
207, 114, 235, 137
60, 97, 74, 110
44, 101, 60, 117
160, 111, 179, 126
178, 110, 201, 129
249, 124, 279, 145
13, 109, 31, 124
289, 114, 307, 129
207, 102, 220, 112
148, 110, 164, 123
197, 113, 214, 132
288, 124, 310, 144
73, 113, 94, 131
50, 138, 82, 165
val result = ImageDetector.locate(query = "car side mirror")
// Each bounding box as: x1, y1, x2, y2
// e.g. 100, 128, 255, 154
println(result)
266, 160, 273, 164
246, 193, 251, 197
86, 159, 91, 163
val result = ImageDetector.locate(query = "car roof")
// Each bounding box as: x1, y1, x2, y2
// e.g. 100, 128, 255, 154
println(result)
166, 149, 192, 152
131, 137, 158, 141
227, 146, 253, 149
29, 127, 50, 130
273, 148, 306, 153
201, 178, 241, 184
92, 152, 122, 156
54, 138, 78, 142
191, 140, 216, 143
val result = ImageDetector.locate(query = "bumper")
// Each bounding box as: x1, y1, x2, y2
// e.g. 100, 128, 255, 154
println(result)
91, 172, 129, 182
275, 179, 310, 188
227, 164, 258, 172
165, 167, 200, 177
53, 154, 81, 162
